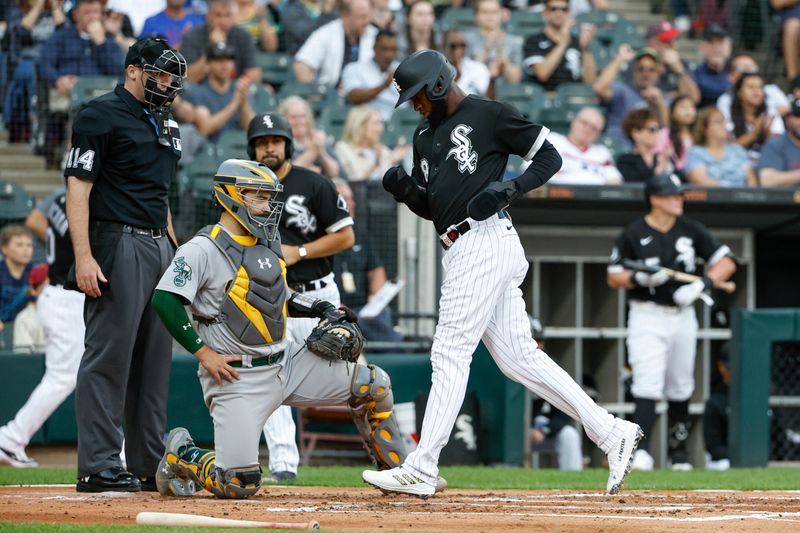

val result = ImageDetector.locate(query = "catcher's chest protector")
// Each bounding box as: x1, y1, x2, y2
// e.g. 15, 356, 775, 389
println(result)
199, 225, 288, 345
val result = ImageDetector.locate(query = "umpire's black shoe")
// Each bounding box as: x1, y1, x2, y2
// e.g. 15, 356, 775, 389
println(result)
139, 477, 158, 492
76, 467, 142, 492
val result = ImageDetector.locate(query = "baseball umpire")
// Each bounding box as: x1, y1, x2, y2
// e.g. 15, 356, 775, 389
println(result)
245, 112, 355, 482
607, 172, 736, 470
362, 49, 643, 498
150, 159, 407, 499
65, 37, 186, 492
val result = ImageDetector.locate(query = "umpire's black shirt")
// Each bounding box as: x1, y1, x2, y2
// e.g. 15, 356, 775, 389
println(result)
411, 95, 549, 234
64, 84, 182, 229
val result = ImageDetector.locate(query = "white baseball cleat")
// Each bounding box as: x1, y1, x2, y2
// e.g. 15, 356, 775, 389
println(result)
362, 466, 436, 498
0, 446, 38, 468
434, 475, 447, 494
606, 421, 644, 495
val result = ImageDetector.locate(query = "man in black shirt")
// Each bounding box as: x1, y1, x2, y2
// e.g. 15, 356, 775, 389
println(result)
607, 173, 736, 471
65, 37, 186, 492
362, 49, 643, 498
246, 112, 354, 482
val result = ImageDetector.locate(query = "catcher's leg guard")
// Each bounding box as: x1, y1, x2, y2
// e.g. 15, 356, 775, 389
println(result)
207, 466, 262, 499
349, 364, 409, 469
156, 427, 200, 497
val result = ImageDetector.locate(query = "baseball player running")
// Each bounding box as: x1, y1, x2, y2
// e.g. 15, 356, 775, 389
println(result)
151, 159, 406, 499
362, 49, 643, 498
608, 173, 736, 470
0, 190, 85, 468
246, 112, 355, 482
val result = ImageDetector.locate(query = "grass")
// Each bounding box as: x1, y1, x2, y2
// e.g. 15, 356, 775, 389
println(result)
2, 465, 799, 491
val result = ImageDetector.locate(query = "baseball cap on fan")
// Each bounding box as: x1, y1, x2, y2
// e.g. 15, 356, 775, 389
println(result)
206, 41, 236, 60
645, 172, 684, 197
645, 21, 681, 42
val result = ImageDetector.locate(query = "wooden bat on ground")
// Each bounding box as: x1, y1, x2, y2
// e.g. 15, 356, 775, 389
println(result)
622, 259, 736, 294
136, 511, 320, 530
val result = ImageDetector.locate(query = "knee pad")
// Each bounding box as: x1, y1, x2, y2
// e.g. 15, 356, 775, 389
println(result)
209, 466, 262, 499
349, 364, 408, 469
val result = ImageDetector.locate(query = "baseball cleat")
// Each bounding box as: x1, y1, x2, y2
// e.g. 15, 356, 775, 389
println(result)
362, 466, 436, 498
606, 421, 644, 495
266, 470, 297, 483
0, 446, 38, 468
435, 475, 447, 494
156, 427, 197, 497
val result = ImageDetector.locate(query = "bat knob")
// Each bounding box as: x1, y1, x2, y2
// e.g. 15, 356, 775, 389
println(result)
311, 521, 320, 530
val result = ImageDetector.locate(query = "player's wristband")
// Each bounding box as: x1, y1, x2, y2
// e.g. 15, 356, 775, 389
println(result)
151, 289, 205, 354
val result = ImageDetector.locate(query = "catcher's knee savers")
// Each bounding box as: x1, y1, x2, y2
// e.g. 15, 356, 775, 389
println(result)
349, 364, 408, 469
207, 466, 262, 499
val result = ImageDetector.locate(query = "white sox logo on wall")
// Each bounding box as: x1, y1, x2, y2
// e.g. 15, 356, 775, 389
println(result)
284, 195, 317, 234
172, 257, 192, 287
453, 414, 478, 451
420, 158, 429, 182
446, 124, 478, 174
263, 115, 274, 128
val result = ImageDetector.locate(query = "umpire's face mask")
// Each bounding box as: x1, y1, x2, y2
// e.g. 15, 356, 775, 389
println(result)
141, 49, 187, 110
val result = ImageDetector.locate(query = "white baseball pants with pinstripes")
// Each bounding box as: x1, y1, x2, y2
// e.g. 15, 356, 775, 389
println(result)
404, 214, 627, 484
262, 273, 341, 474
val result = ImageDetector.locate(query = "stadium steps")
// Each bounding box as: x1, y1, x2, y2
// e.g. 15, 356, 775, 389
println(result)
0, 139, 63, 200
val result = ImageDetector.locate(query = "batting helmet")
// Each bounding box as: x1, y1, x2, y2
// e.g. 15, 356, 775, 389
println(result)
247, 112, 294, 160
393, 49, 456, 108
213, 159, 284, 241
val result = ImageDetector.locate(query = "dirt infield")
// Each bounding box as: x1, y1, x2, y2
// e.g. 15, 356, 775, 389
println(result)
2, 485, 800, 532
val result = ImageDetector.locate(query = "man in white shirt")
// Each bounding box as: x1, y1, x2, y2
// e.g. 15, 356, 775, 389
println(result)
524, 106, 622, 185
444, 30, 491, 97
341, 29, 400, 121
294, 0, 377, 86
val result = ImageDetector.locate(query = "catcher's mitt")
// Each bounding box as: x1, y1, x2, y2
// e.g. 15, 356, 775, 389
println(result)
306, 317, 365, 363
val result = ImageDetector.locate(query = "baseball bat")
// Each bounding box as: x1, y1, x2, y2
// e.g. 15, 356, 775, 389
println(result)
621, 259, 736, 294
135, 512, 320, 530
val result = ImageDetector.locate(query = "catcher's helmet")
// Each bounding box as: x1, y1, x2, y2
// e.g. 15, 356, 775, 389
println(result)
213, 159, 284, 241
393, 49, 456, 108
125, 37, 186, 110
247, 112, 294, 160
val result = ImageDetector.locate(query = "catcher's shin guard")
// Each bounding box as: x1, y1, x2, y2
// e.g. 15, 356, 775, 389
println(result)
349, 364, 408, 469
208, 466, 262, 499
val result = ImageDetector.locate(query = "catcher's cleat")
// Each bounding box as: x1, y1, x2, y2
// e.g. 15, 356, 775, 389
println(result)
606, 421, 644, 495
156, 427, 197, 497
362, 466, 436, 498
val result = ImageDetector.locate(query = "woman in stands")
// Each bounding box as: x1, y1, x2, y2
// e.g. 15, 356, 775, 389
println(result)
396, 0, 437, 59
729, 72, 783, 160
655, 95, 696, 177
278, 95, 341, 179
616, 107, 673, 183
334, 106, 409, 182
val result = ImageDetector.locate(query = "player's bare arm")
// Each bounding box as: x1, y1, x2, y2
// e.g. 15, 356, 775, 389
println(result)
66, 175, 106, 298
281, 226, 355, 267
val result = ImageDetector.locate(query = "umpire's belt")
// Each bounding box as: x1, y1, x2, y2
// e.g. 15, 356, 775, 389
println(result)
104, 221, 167, 238
439, 210, 509, 250
289, 278, 328, 293
229, 351, 284, 368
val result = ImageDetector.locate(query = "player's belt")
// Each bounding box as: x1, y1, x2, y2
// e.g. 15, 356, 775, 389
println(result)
228, 351, 284, 368
439, 210, 509, 250
289, 278, 328, 293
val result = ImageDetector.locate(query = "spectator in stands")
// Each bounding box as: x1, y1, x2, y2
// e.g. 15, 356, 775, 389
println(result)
717, 55, 790, 133
536, 106, 622, 185
2, 0, 67, 143
616, 108, 672, 183
396, 0, 436, 58
185, 42, 255, 142
233, 0, 278, 52
342, 29, 400, 122
772, 0, 800, 81
103, 0, 164, 37
371, 0, 394, 30
281, 0, 338, 57
294, 0, 376, 86
0, 226, 43, 351
464, 0, 522, 84
758, 98, 800, 187
641, 21, 699, 104
181, 0, 260, 84
335, 106, 410, 181
684, 107, 757, 187
522, 0, 596, 91
443, 29, 490, 97
728, 73, 785, 156
692, 24, 732, 109
279, 95, 340, 178
593, 45, 668, 145
331, 179, 403, 343
140, 0, 206, 48
656, 95, 696, 174
103, 2, 138, 52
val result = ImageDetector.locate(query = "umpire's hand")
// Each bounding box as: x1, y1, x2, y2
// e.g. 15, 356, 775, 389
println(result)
75, 254, 107, 298
195, 346, 241, 385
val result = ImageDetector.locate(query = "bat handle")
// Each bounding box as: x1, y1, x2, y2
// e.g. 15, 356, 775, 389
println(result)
718, 280, 736, 294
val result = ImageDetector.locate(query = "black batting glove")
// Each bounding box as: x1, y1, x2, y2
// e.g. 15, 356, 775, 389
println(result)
467, 180, 521, 221
382, 166, 413, 199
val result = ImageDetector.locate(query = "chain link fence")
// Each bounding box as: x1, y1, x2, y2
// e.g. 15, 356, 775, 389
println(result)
770, 342, 800, 462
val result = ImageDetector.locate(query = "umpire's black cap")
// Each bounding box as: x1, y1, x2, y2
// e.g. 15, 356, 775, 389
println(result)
645, 172, 684, 197
126, 37, 176, 69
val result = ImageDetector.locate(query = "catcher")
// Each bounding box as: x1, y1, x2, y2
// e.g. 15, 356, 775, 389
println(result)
150, 159, 408, 499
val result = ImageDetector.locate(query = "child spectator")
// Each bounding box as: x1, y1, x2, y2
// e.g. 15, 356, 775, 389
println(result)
616, 108, 672, 183
0, 226, 44, 351
656, 95, 696, 174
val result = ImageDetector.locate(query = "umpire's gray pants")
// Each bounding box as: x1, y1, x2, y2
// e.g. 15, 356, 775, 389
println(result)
76, 231, 174, 478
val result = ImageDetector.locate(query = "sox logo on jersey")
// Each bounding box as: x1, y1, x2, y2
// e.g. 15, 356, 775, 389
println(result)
675, 237, 696, 272
284, 195, 317, 234
446, 125, 478, 174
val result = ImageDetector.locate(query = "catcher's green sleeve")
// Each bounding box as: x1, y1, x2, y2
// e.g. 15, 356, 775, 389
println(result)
151, 289, 205, 354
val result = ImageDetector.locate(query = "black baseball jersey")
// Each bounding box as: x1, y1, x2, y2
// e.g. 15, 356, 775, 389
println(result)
522, 33, 583, 91
64, 84, 182, 229
411, 95, 549, 234
40, 190, 74, 286
608, 216, 732, 306
278, 164, 353, 283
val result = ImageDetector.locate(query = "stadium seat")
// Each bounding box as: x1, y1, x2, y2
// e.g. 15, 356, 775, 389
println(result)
69, 76, 119, 110
255, 51, 294, 89
215, 129, 248, 159
382, 107, 420, 147
494, 81, 546, 120
553, 83, 600, 111
250, 83, 278, 114
507, 10, 545, 38
598, 134, 628, 158
0, 181, 35, 225
538, 105, 574, 135
277, 81, 336, 117
440, 7, 475, 31
318, 105, 351, 141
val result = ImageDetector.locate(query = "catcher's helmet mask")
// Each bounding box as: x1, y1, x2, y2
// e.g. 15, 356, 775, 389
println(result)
393, 49, 456, 125
213, 159, 284, 241
126, 37, 187, 111
247, 112, 294, 161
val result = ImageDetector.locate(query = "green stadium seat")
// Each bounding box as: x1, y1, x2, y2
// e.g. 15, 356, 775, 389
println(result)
318, 105, 352, 142
382, 107, 421, 147
255, 52, 294, 88
441, 7, 475, 31
553, 82, 600, 111
598, 134, 628, 158
215, 129, 248, 159
277, 81, 336, 117
250, 84, 278, 114
70, 76, 119, 110
0, 181, 35, 224
538, 105, 575, 135
507, 10, 545, 38
494, 81, 546, 120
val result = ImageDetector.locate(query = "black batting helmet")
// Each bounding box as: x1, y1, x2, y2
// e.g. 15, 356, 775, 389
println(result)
247, 112, 294, 160
393, 49, 456, 108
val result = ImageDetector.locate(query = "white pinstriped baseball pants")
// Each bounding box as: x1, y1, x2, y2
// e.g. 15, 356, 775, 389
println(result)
404, 214, 626, 484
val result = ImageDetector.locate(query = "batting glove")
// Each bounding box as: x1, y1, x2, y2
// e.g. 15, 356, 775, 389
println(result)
673, 278, 713, 307
633, 269, 670, 288
467, 180, 521, 221
382, 166, 413, 199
